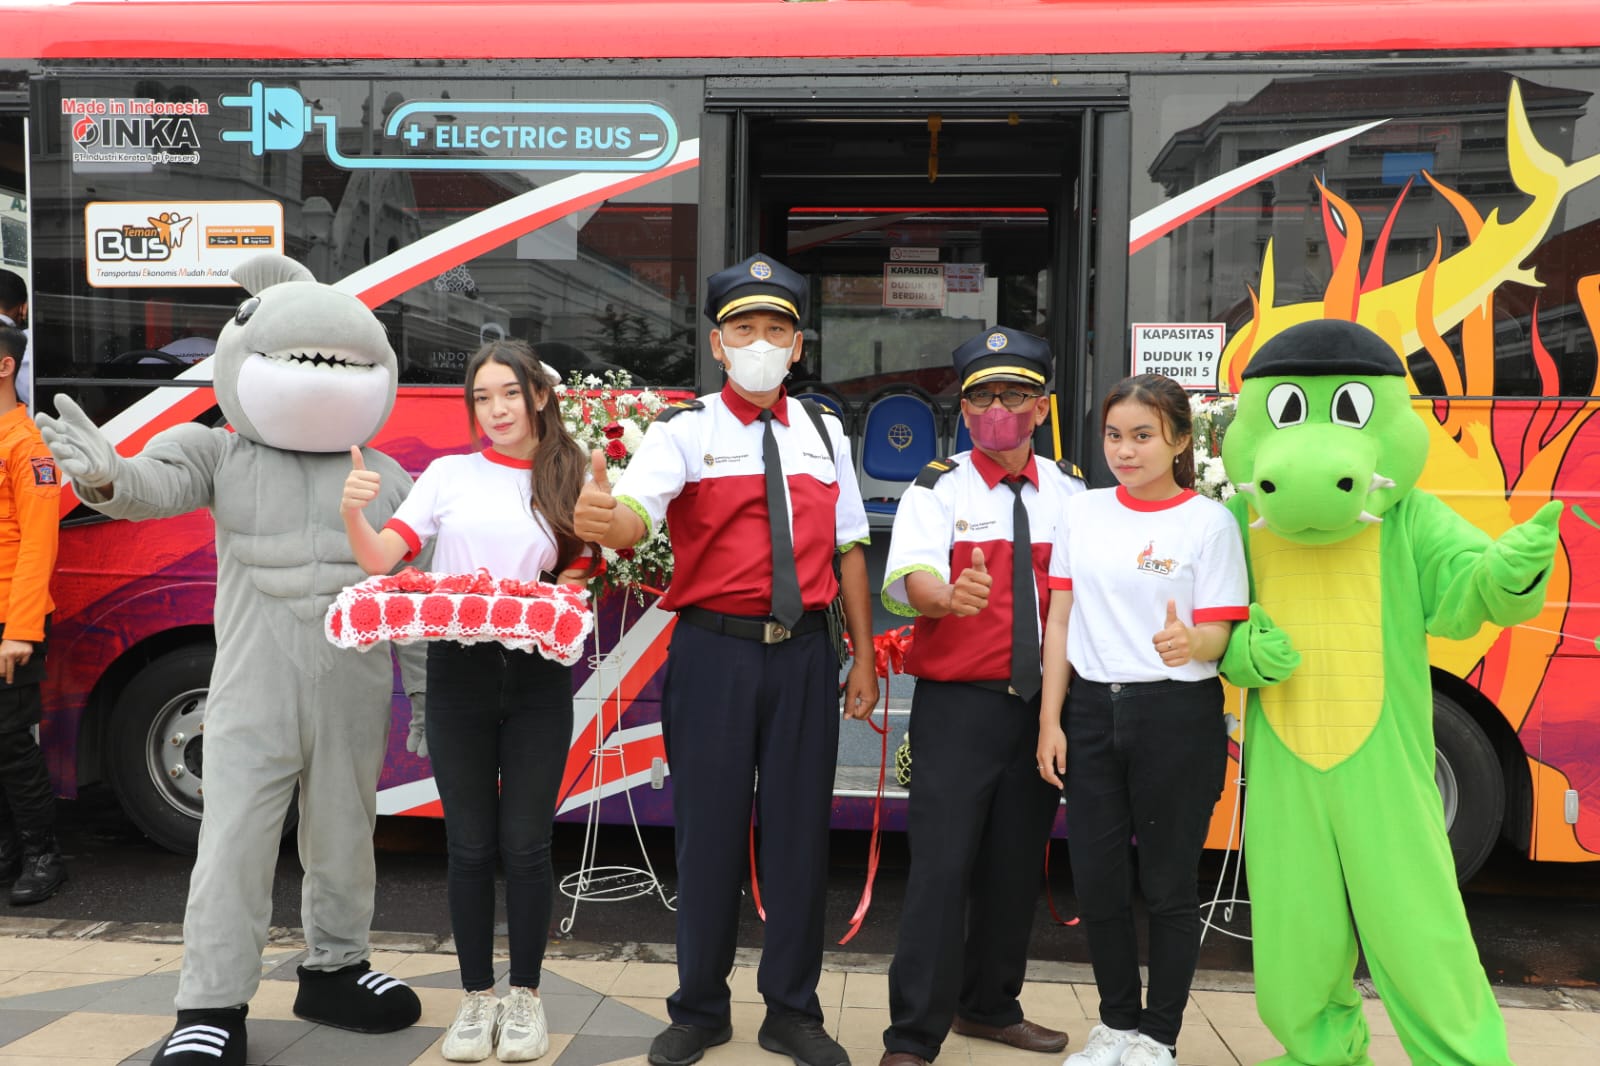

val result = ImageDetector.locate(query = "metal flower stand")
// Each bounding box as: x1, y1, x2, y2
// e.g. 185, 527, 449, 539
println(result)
558, 599, 675, 934
1200, 693, 1251, 944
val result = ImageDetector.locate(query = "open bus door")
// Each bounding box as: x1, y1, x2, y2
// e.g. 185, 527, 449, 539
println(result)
713, 88, 1130, 814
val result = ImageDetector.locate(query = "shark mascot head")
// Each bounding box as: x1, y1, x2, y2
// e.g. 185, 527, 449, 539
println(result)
215, 255, 398, 452
1222, 318, 1428, 545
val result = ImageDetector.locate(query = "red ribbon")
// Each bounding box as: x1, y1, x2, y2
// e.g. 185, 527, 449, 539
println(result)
838, 625, 914, 944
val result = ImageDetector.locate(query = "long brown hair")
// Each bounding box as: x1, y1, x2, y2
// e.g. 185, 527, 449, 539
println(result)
464, 339, 590, 574
1101, 373, 1196, 490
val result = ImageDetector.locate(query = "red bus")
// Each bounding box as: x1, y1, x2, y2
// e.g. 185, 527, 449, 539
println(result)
5, 0, 1599, 883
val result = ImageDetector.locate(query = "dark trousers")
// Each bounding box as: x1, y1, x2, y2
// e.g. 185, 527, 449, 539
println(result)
884, 681, 1062, 1061
660, 622, 839, 1029
425, 640, 573, 992
1065, 677, 1227, 1048
0, 624, 51, 839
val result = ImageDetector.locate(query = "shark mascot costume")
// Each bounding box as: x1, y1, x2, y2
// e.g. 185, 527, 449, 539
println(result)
38, 254, 425, 1066
1218, 319, 1561, 1066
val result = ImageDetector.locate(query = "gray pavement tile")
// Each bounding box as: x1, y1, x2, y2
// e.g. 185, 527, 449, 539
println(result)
0, 1008, 63, 1045
121, 1018, 320, 1064
0, 973, 138, 1012
260, 950, 310, 982
539, 970, 596, 997
80, 972, 180, 1014
540, 991, 603, 1035
578, 996, 665, 1038
265, 1022, 443, 1065
407, 968, 466, 990
553, 1034, 653, 1066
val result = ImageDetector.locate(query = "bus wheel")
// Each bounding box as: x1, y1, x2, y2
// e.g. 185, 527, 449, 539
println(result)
1434, 690, 1503, 884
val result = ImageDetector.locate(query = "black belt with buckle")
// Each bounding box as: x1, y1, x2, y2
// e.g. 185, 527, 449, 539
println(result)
968, 679, 1021, 696
678, 606, 827, 644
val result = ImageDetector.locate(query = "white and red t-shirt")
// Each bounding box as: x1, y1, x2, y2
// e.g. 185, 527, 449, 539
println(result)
613, 383, 870, 616
386, 448, 571, 581
1049, 485, 1248, 684
883, 449, 1085, 684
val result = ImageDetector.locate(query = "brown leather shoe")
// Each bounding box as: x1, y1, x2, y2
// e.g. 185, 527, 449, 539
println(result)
951, 1016, 1069, 1054
878, 1053, 931, 1066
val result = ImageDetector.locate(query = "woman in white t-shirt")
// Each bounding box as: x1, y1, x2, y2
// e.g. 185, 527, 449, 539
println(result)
1036, 374, 1248, 1066
341, 339, 594, 1064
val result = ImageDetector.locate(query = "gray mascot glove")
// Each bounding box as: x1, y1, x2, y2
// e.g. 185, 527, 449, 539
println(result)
405, 691, 428, 759
37, 395, 122, 489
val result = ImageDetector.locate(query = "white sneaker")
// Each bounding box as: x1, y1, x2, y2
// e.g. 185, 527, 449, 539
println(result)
442, 990, 500, 1062
1120, 1033, 1177, 1066
495, 987, 550, 1062
1063, 1023, 1139, 1066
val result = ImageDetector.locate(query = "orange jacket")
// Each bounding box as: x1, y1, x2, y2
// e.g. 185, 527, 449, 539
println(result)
0, 404, 59, 641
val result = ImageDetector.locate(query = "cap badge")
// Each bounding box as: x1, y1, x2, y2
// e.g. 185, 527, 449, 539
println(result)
986, 331, 1008, 351
750, 260, 773, 280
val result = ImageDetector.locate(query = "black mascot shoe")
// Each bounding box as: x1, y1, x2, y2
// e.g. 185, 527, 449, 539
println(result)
292, 959, 421, 1033
151, 1006, 247, 1066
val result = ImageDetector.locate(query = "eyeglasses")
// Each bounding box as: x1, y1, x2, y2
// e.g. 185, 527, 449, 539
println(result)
963, 387, 1044, 411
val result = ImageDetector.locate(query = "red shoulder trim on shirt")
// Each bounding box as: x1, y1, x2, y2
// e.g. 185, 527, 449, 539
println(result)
1048, 577, 1074, 591
384, 518, 423, 561
1115, 485, 1198, 512
1194, 605, 1250, 623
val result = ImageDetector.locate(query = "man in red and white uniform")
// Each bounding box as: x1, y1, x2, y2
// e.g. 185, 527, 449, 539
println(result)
878, 326, 1082, 1066
574, 253, 878, 1066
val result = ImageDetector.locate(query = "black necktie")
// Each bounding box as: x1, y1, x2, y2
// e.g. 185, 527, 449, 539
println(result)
1008, 478, 1041, 701
759, 409, 804, 630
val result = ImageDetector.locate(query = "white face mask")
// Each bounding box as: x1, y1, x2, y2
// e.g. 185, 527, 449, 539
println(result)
720, 335, 796, 393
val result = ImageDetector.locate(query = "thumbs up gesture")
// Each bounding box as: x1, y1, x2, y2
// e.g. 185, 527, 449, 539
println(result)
574, 448, 618, 541
1152, 598, 1192, 666
948, 546, 992, 616
341, 445, 383, 514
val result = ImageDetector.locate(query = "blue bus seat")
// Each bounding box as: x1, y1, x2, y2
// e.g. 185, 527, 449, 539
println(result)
857, 388, 942, 521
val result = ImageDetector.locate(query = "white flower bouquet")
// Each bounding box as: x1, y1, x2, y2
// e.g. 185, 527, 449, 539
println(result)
1190, 393, 1236, 502
557, 369, 675, 601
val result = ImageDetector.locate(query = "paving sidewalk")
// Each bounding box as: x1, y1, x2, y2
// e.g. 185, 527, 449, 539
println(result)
1, 918, 1597, 1065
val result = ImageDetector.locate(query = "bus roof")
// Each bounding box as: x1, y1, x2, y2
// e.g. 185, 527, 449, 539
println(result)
8, 0, 1600, 63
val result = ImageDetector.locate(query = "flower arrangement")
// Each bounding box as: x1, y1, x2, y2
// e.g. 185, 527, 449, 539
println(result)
556, 369, 676, 600
1190, 393, 1237, 502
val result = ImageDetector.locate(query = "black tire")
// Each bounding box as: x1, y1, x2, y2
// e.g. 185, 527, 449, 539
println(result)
106, 646, 300, 855
1434, 691, 1503, 884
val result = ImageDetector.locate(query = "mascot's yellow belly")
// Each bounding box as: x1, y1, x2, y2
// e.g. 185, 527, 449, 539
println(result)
1252, 525, 1384, 770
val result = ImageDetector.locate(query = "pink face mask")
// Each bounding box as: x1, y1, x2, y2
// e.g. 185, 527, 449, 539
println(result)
968, 406, 1036, 452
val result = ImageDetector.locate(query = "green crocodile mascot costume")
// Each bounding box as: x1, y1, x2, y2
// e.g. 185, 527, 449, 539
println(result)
1218, 319, 1561, 1066
38, 254, 426, 1066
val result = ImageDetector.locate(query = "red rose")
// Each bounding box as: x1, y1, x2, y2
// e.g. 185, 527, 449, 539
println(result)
348, 597, 380, 632
553, 609, 584, 646
420, 595, 455, 632
604, 438, 628, 460
384, 596, 416, 629
490, 597, 522, 630
617, 547, 635, 560
603, 421, 625, 440
526, 599, 557, 635
457, 595, 489, 631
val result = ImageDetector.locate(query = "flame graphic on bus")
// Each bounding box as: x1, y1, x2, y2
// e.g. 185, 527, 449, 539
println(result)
1210, 81, 1600, 859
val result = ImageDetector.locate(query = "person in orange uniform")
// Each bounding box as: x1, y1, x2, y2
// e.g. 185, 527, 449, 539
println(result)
0, 325, 63, 905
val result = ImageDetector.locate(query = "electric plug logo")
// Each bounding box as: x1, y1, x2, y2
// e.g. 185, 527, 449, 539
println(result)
220, 81, 680, 173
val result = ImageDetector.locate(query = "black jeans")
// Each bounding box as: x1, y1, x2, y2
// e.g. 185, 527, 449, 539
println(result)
425, 640, 573, 992
1065, 677, 1227, 1049
0, 624, 51, 839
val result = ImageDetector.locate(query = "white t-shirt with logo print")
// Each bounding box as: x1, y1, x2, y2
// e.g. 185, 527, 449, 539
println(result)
386, 448, 575, 581
1048, 485, 1248, 684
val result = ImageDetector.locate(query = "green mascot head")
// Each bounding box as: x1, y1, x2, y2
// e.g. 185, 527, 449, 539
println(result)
1222, 319, 1428, 545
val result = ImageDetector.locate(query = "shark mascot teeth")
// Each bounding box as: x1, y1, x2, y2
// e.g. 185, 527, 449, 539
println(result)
1218, 319, 1561, 1066
39, 254, 425, 1066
